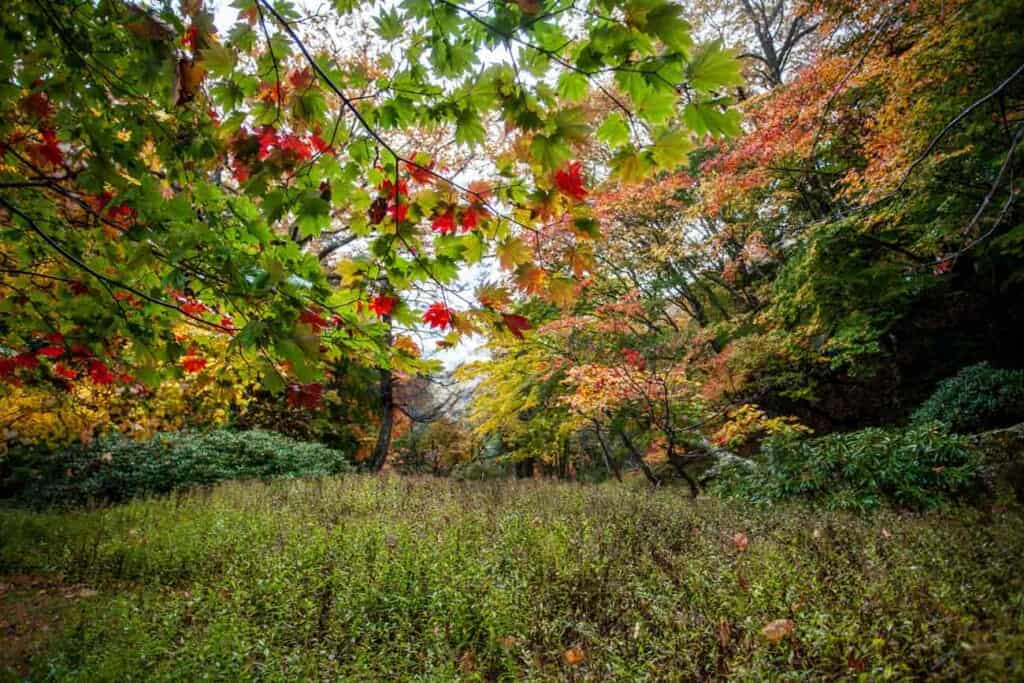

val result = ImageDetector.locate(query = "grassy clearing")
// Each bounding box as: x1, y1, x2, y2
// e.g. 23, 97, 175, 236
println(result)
1, 476, 1023, 681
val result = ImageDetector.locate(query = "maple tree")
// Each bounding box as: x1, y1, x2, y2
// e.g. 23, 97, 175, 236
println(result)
0, 0, 744, 463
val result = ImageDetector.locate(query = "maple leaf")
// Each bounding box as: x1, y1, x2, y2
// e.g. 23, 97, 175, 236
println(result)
405, 156, 435, 183
220, 316, 236, 332
310, 133, 334, 155
36, 345, 64, 358
380, 177, 409, 199
257, 126, 279, 160
553, 161, 588, 201
461, 207, 482, 232
388, 201, 409, 222
44, 332, 63, 344
181, 25, 199, 49
368, 196, 388, 225
423, 302, 454, 330
369, 295, 397, 318
431, 209, 457, 235
53, 362, 77, 380
501, 313, 531, 339
287, 382, 324, 409
288, 67, 312, 90
299, 308, 329, 332
15, 353, 39, 370
280, 134, 312, 160
37, 128, 63, 166
88, 359, 116, 385
180, 299, 210, 316
181, 355, 207, 374
622, 348, 646, 370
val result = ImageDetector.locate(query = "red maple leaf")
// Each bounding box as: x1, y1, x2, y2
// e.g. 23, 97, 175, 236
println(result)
369, 295, 397, 318
299, 307, 329, 332
622, 348, 646, 370
431, 210, 457, 235
280, 134, 312, 160
0, 358, 16, 378
37, 345, 64, 358
422, 302, 454, 330
181, 25, 199, 49
88, 359, 116, 385
44, 332, 63, 344
257, 126, 279, 160
287, 382, 324, 409
553, 161, 588, 201
181, 355, 207, 374
15, 352, 39, 370
310, 133, 334, 155
501, 313, 532, 339
37, 128, 63, 166
388, 201, 409, 222
53, 362, 78, 380
288, 67, 312, 90
380, 177, 409, 199
180, 299, 210, 316
461, 207, 482, 232
405, 156, 435, 183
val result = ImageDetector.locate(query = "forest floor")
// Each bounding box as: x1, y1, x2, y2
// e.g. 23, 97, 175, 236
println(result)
1, 475, 1023, 681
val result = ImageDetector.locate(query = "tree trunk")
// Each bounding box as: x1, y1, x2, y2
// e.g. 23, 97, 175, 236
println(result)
665, 442, 700, 499
369, 316, 394, 472
616, 427, 660, 487
592, 424, 623, 482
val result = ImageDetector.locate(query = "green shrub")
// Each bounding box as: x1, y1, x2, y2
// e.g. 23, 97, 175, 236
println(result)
3, 429, 352, 508
912, 362, 1024, 433
449, 457, 511, 481
711, 423, 982, 510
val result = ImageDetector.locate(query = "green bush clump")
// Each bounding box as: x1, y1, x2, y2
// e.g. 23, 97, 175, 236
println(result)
912, 362, 1024, 433
711, 423, 982, 510
449, 457, 511, 481
3, 429, 352, 508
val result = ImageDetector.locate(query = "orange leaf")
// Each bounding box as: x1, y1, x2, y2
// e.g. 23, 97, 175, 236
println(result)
760, 619, 795, 643
563, 646, 585, 666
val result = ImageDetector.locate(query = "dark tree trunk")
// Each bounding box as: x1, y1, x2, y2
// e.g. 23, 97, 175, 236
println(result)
369, 316, 394, 471
616, 427, 660, 487
514, 458, 535, 479
665, 442, 700, 499
592, 423, 623, 482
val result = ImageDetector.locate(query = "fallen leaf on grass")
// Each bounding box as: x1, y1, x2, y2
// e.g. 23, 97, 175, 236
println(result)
760, 618, 795, 643
563, 646, 585, 666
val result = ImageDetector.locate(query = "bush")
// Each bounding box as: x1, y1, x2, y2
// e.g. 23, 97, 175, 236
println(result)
449, 457, 511, 481
711, 423, 982, 510
2, 429, 352, 508
912, 362, 1024, 433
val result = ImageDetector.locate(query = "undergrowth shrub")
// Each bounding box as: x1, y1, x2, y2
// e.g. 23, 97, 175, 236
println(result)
711, 423, 982, 510
449, 458, 511, 481
912, 362, 1024, 433
2, 429, 352, 508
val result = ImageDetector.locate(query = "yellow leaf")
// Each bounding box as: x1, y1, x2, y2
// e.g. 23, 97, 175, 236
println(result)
497, 237, 531, 271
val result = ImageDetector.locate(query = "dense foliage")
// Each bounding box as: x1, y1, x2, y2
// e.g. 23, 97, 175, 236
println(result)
912, 363, 1024, 434
710, 423, 983, 511
2, 477, 1022, 680
2, 429, 351, 507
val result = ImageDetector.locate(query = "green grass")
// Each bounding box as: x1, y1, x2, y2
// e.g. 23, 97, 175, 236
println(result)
1, 476, 1023, 681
